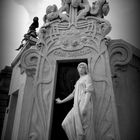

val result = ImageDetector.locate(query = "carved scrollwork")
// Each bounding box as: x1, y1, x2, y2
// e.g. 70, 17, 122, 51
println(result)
108, 39, 133, 74
20, 49, 39, 77
99, 20, 111, 36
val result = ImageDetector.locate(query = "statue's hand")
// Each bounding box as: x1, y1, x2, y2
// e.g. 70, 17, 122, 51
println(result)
56, 98, 63, 104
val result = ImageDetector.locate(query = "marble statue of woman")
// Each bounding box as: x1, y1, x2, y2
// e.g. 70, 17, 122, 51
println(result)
56, 62, 95, 140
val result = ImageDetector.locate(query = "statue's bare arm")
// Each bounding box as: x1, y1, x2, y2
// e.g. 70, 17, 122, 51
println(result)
56, 89, 75, 104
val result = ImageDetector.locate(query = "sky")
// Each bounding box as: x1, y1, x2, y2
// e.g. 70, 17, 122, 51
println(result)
0, 0, 140, 70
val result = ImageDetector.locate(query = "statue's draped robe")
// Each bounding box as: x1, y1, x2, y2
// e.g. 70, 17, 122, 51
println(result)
62, 74, 95, 140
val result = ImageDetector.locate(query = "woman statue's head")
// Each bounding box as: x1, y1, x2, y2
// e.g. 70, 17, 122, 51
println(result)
77, 62, 88, 76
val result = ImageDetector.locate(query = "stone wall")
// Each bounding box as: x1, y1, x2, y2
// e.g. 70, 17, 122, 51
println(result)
0, 66, 12, 138
108, 39, 140, 140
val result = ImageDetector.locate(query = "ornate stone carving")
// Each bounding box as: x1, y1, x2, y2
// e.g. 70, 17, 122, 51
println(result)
20, 47, 53, 140
43, 4, 59, 23
53, 47, 93, 58
22, 1, 120, 140
108, 39, 133, 75
59, 0, 90, 21
90, 0, 110, 18
74, 0, 90, 21
58, 0, 70, 21
42, 0, 110, 26
28, 54, 52, 139
38, 18, 111, 57
20, 49, 39, 77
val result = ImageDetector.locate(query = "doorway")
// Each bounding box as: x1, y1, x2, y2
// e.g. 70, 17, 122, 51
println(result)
50, 59, 87, 140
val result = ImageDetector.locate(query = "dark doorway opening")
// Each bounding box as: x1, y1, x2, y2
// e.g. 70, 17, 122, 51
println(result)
50, 59, 87, 140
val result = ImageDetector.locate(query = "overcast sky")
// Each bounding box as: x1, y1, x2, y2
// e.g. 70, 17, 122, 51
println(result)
0, 0, 140, 69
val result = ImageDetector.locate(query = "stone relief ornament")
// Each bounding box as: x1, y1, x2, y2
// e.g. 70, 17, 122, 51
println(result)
90, 0, 110, 18
19, 0, 121, 140
71, 0, 90, 20
20, 49, 39, 77
108, 39, 133, 75
43, 4, 59, 23
58, 0, 71, 21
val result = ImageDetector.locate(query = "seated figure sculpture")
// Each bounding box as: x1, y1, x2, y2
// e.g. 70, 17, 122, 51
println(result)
56, 62, 95, 140
16, 17, 39, 51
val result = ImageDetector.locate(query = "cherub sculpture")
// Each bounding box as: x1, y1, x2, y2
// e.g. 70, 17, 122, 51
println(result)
58, 0, 71, 21
90, 0, 110, 18
76, 0, 90, 20
59, 0, 71, 14
59, 0, 90, 21
43, 4, 59, 23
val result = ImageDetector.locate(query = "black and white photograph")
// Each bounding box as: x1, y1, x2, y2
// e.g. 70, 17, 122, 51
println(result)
0, 0, 140, 140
